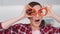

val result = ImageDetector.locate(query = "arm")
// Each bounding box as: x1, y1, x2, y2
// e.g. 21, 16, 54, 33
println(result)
52, 14, 60, 23
1, 15, 25, 29
44, 5, 60, 23
1, 5, 32, 29
1, 10, 26, 29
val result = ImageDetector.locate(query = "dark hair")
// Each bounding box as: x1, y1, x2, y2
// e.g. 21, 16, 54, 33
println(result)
28, 2, 42, 7
28, 2, 42, 19
28, 2, 45, 28
40, 20, 45, 28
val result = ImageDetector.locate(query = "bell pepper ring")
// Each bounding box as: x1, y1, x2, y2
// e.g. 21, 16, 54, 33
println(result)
26, 7, 48, 17
26, 8, 36, 16
38, 7, 48, 16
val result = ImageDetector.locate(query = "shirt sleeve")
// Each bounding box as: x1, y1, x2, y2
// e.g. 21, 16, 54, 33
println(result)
8, 24, 21, 34
0, 22, 22, 34
47, 25, 60, 34
52, 26, 60, 33
0, 23, 4, 34
0, 23, 3, 29
43, 24, 60, 34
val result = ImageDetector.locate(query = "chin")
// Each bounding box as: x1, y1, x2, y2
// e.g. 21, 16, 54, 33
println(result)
34, 23, 40, 27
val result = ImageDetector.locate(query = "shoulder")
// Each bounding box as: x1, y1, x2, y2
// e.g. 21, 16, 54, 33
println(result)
10, 23, 31, 29
41, 24, 60, 33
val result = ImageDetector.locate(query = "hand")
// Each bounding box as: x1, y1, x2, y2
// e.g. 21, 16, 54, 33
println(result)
21, 5, 32, 19
44, 5, 56, 18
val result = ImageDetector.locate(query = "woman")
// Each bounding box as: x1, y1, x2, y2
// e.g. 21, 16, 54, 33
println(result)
0, 2, 60, 34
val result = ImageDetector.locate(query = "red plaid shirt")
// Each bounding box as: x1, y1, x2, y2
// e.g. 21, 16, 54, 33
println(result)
0, 23, 60, 34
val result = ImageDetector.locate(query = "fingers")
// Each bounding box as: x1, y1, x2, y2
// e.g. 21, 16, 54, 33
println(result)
24, 5, 33, 18
25, 5, 32, 10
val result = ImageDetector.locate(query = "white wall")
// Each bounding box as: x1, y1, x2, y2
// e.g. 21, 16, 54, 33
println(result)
0, 5, 30, 24
0, 5, 60, 24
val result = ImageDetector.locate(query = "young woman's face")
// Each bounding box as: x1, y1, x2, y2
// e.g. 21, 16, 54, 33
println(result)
28, 5, 43, 27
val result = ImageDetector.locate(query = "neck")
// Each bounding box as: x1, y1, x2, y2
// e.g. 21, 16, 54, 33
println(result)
31, 24, 40, 31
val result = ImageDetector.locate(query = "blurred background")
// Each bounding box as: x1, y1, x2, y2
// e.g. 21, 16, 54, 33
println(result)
0, 0, 60, 27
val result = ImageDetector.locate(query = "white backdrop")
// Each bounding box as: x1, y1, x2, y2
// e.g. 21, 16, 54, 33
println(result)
0, 0, 60, 27
0, 5, 60, 27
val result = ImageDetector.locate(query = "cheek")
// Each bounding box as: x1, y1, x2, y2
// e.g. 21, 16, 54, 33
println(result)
29, 17, 34, 22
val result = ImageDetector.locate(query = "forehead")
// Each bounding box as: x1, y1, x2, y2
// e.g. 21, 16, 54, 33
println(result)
33, 5, 41, 8
33, 5, 42, 11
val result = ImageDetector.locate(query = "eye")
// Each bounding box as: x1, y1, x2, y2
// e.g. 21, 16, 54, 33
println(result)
26, 9, 34, 15
41, 9, 46, 15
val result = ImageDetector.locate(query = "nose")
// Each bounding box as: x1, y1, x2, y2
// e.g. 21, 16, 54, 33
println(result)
36, 13, 39, 17
35, 13, 40, 18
